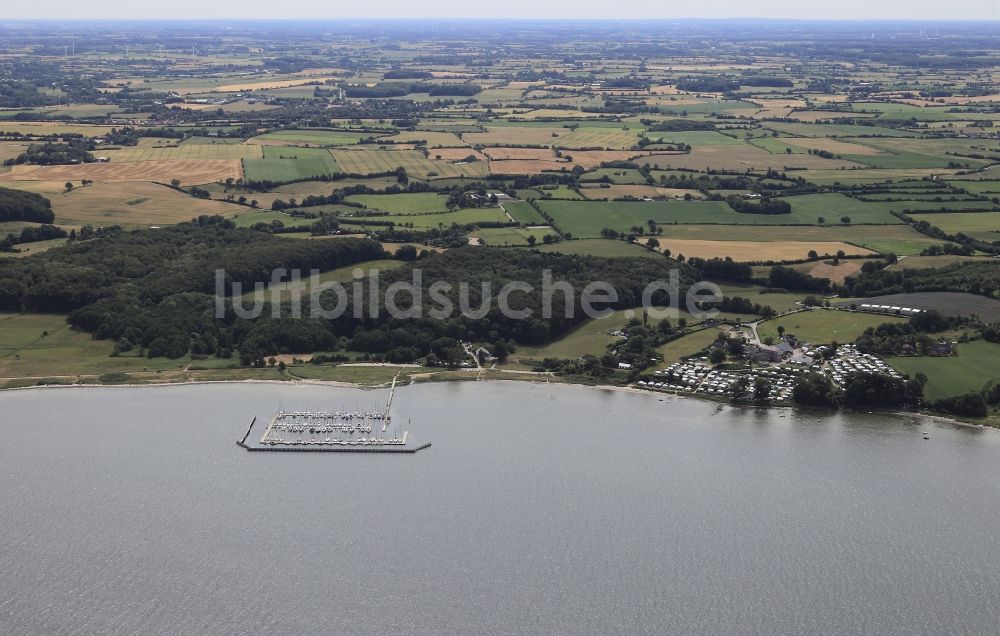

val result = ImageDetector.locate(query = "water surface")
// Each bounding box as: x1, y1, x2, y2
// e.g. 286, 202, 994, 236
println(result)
1, 382, 998, 635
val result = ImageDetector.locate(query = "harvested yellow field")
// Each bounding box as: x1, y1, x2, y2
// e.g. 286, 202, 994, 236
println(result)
0, 142, 31, 163
214, 77, 339, 92
507, 81, 546, 90
567, 150, 650, 169
554, 128, 641, 150
462, 127, 564, 146
647, 239, 875, 262
483, 147, 557, 160
490, 159, 576, 175
428, 147, 487, 161
804, 259, 866, 285
0, 159, 243, 185
505, 109, 599, 120
101, 144, 262, 162
791, 110, 879, 122
49, 181, 241, 226
389, 130, 467, 147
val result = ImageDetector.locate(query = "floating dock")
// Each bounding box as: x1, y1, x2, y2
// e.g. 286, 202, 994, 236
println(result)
237, 373, 430, 453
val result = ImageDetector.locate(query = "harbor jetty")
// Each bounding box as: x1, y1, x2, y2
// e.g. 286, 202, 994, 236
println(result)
237, 373, 430, 453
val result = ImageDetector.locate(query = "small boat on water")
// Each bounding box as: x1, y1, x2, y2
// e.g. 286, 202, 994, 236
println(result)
923, 432, 930, 440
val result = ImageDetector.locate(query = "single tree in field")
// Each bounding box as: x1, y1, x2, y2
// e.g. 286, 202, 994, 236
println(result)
526, 235, 537, 246
710, 348, 726, 366
777, 325, 785, 339
64, 182, 74, 192
808, 249, 819, 259
817, 216, 826, 225
840, 216, 851, 225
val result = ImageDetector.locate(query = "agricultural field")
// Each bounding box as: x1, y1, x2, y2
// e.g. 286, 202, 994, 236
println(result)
659, 224, 943, 256
330, 148, 489, 179
248, 130, 371, 146
757, 310, 905, 345
243, 147, 339, 183
49, 182, 242, 227
533, 239, 663, 258
648, 239, 874, 262
471, 227, 554, 246
0, 160, 243, 186
102, 143, 261, 162
345, 192, 450, 213
837, 292, 1000, 322
502, 200, 547, 225
906, 212, 1000, 242
889, 341, 1000, 401
656, 328, 723, 365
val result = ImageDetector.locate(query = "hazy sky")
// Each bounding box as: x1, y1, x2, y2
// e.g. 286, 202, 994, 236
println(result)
4, 0, 999, 21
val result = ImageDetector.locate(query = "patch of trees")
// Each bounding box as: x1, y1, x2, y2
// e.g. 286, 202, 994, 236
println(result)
687, 257, 753, 282
929, 393, 988, 418
383, 70, 434, 79
675, 77, 740, 93
843, 261, 1000, 298
854, 311, 963, 356
840, 372, 923, 409
768, 265, 831, 294
5, 140, 96, 166
726, 196, 792, 215
0, 186, 54, 223
739, 76, 794, 87
640, 119, 716, 132
0, 224, 67, 252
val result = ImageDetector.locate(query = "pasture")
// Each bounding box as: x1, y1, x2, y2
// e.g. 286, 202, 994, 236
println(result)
537, 199, 741, 237
330, 148, 489, 179
249, 130, 370, 146
242, 147, 339, 183
345, 192, 450, 213
757, 310, 905, 345
889, 341, 1000, 401
502, 200, 547, 225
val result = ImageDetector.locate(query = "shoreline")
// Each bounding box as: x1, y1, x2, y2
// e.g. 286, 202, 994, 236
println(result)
1, 373, 991, 431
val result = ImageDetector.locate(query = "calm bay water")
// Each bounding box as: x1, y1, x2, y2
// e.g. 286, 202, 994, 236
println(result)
1, 381, 998, 635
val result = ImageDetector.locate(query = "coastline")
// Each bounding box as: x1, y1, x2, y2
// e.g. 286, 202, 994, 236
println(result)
1, 372, 992, 431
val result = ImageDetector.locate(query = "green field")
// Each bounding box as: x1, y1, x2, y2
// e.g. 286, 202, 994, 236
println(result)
536, 199, 738, 237
516, 310, 633, 360
757, 309, 905, 345
345, 192, 450, 213
341, 207, 509, 230
503, 200, 547, 225
473, 227, 554, 246
656, 328, 721, 365
251, 130, 371, 146
779, 193, 903, 225
906, 212, 1000, 241
0, 312, 230, 378
243, 146, 339, 183
889, 341, 1000, 401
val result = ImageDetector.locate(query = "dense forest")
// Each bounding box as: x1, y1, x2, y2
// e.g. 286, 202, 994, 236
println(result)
0, 219, 695, 364
0, 186, 54, 223
843, 261, 1000, 298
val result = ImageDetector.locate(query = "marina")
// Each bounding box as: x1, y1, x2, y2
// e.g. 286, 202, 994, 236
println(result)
237, 374, 430, 453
